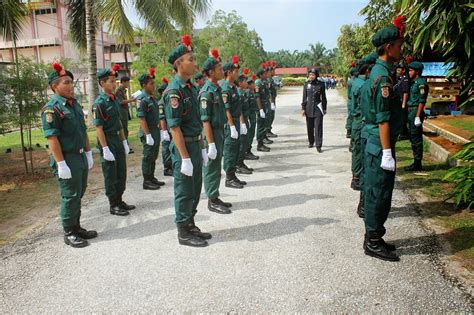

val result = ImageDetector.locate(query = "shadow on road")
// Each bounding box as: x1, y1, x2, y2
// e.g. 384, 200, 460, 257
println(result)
234, 192, 334, 211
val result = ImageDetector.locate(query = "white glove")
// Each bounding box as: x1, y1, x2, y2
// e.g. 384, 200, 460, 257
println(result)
102, 146, 115, 161
180, 158, 193, 176
146, 133, 154, 146
259, 109, 266, 119
207, 143, 217, 160
160, 130, 170, 142
248, 120, 251, 129
123, 140, 130, 154
230, 125, 239, 139
271, 103, 276, 111
380, 149, 396, 172
57, 160, 72, 179
414, 117, 422, 127
85, 150, 93, 169
201, 148, 209, 167
240, 123, 248, 135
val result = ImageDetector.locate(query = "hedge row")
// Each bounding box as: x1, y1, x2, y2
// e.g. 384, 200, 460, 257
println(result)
282, 77, 307, 86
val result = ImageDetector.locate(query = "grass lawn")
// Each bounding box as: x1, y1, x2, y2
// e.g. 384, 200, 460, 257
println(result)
447, 120, 474, 134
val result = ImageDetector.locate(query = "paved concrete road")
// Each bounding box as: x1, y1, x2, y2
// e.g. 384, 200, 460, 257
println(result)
1, 87, 472, 313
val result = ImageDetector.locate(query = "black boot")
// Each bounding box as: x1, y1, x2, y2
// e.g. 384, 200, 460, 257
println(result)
316, 147, 322, 153
262, 137, 273, 145
245, 150, 259, 160
177, 223, 208, 247
364, 233, 399, 261
151, 177, 165, 186
163, 168, 173, 176
236, 162, 252, 175
241, 161, 254, 172
188, 218, 212, 240
76, 218, 98, 239
208, 199, 231, 214
257, 142, 270, 152
346, 129, 351, 139
266, 131, 278, 138
351, 177, 360, 191
64, 228, 89, 248
129, 147, 135, 154
118, 194, 136, 211
225, 173, 243, 189
143, 175, 160, 190
357, 193, 365, 218
215, 197, 232, 208
110, 196, 130, 216
404, 159, 422, 171
235, 174, 247, 185
308, 143, 314, 148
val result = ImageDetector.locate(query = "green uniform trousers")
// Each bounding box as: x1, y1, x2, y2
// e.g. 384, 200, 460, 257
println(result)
408, 107, 424, 161
266, 108, 275, 132
345, 101, 353, 131
120, 115, 129, 139
223, 122, 240, 174
363, 135, 396, 236
351, 117, 363, 178
140, 127, 160, 177
51, 153, 88, 229
161, 139, 172, 170
238, 129, 248, 164
247, 112, 257, 150
203, 128, 224, 199
256, 111, 266, 142
99, 134, 126, 200
170, 140, 202, 224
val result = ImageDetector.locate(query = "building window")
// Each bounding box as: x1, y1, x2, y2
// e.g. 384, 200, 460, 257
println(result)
34, 8, 57, 15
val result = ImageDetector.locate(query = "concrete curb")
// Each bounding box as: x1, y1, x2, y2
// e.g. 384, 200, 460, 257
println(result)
422, 134, 465, 167
424, 120, 470, 144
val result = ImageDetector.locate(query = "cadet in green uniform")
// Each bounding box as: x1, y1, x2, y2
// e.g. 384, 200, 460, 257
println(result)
42, 63, 97, 248
346, 63, 357, 141
255, 63, 271, 152
195, 70, 206, 88
221, 55, 247, 189
266, 61, 278, 138
163, 34, 211, 247
115, 76, 135, 154
94, 65, 135, 216
200, 48, 233, 214
157, 77, 173, 176
236, 68, 254, 175
244, 73, 260, 160
405, 61, 428, 171
137, 68, 166, 190
263, 66, 274, 146
360, 16, 405, 261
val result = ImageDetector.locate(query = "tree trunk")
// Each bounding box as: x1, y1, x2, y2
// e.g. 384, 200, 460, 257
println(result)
28, 122, 34, 172
124, 44, 130, 76
85, 0, 98, 125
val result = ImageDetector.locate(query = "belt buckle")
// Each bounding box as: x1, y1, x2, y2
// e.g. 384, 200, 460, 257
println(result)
79, 148, 84, 153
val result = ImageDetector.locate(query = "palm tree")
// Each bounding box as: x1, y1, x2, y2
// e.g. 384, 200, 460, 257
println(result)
308, 42, 327, 67
0, 0, 30, 173
64, 0, 211, 122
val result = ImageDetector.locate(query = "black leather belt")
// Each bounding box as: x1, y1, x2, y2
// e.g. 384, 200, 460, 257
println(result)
184, 136, 200, 142
63, 148, 84, 154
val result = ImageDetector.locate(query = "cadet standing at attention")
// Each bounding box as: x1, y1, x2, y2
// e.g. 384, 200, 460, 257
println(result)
157, 76, 173, 177
405, 61, 428, 172
255, 63, 271, 152
199, 48, 233, 214
136, 67, 165, 190
244, 73, 260, 161
42, 63, 96, 247
236, 68, 253, 175
221, 55, 247, 189
93, 65, 135, 217
195, 70, 206, 88
266, 60, 278, 138
346, 62, 357, 141
163, 34, 211, 247
115, 76, 135, 154
361, 16, 405, 262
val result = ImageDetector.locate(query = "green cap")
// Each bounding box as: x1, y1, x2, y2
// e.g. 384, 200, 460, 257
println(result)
48, 63, 73, 85
168, 34, 193, 65
408, 61, 424, 71
97, 64, 120, 81
203, 48, 221, 72
138, 67, 156, 85
365, 52, 378, 65
223, 55, 240, 73
247, 74, 256, 84
371, 16, 405, 47
195, 71, 204, 80
158, 76, 168, 93
256, 63, 267, 76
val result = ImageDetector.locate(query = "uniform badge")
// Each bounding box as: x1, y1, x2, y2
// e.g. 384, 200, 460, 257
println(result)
136, 99, 141, 109
201, 99, 208, 109
255, 86, 260, 93
222, 94, 228, 104
170, 95, 179, 109
93, 109, 98, 119
46, 113, 53, 123
419, 85, 425, 95
159, 107, 164, 114
381, 85, 390, 98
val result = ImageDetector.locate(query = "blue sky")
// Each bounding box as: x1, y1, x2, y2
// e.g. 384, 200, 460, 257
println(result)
125, 0, 368, 52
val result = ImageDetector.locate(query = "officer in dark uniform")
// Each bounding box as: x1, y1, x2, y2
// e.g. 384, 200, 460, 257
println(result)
255, 63, 271, 152
115, 76, 135, 153
42, 63, 97, 247
346, 63, 358, 140
244, 73, 259, 160
301, 68, 327, 152
394, 59, 410, 140
94, 65, 136, 216
236, 69, 253, 175
360, 16, 405, 262
157, 76, 173, 176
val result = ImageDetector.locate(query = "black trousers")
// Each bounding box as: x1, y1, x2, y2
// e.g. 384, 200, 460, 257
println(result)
306, 111, 323, 148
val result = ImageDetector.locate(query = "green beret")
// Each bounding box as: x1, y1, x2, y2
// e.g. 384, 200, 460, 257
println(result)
48, 70, 73, 85
365, 52, 378, 65
246, 75, 255, 84
349, 67, 358, 75
168, 34, 193, 65
203, 57, 219, 72
97, 68, 119, 81
408, 61, 424, 71
195, 72, 204, 80
222, 62, 235, 73
238, 74, 246, 82
371, 25, 401, 47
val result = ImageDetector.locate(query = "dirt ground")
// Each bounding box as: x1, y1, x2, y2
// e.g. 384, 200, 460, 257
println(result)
424, 132, 465, 154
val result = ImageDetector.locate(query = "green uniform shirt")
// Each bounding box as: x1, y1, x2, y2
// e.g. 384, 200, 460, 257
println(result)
41, 95, 87, 152
408, 77, 428, 108
136, 90, 160, 137
247, 89, 258, 112
220, 79, 242, 120
199, 80, 226, 129
115, 86, 129, 117
269, 77, 277, 99
158, 97, 166, 121
92, 92, 123, 134
238, 87, 250, 118
163, 74, 202, 137
361, 59, 402, 141
350, 75, 366, 117
255, 78, 269, 108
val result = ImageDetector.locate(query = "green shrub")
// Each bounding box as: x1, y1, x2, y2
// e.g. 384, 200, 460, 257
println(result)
282, 77, 307, 86
443, 141, 474, 209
